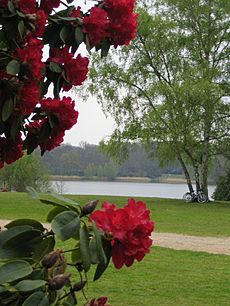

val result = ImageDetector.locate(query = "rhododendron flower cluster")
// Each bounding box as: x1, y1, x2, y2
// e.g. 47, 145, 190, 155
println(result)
0, 0, 138, 168
90, 199, 154, 269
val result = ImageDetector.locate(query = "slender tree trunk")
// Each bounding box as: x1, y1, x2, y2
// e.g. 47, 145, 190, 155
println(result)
177, 154, 194, 194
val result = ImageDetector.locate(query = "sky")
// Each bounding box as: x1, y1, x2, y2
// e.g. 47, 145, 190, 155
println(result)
63, 95, 116, 146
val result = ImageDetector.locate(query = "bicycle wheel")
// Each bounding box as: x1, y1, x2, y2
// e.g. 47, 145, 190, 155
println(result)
197, 192, 208, 203
183, 192, 193, 203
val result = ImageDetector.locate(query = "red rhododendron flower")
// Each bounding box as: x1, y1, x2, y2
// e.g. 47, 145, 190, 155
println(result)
90, 198, 154, 269
33, 10, 47, 37
18, 81, 40, 115
18, 0, 37, 14
26, 120, 65, 152
16, 38, 44, 80
87, 297, 110, 306
40, 97, 78, 130
64, 54, 89, 88
40, 0, 61, 15
48, 48, 89, 90
83, 7, 109, 46
108, 13, 138, 47
105, 0, 136, 18
0, 135, 23, 168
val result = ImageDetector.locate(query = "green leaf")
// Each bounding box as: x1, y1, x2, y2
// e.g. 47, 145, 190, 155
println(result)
26, 186, 39, 199
60, 26, 69, 43
92, 222, 106, 265
40, 198, 67, 209
80, 224, 91, 272
0, 226, 33, 247
71, 243, 81, 264
14, 280, 46, 292
75, 27, 84, 45
5, 219, 45, 232
0, 229, 43, 259
8, 1, 15, 13
51, 193, 80, 206
93, 239, 112, 281
23, 292, 49, 306
51, 211, 80, 241
101, 38, 110, 58
0, 260, 33, 284
18, 20, 25, 39
2, 97, 15, 121
6, 59, 20, 75
85, 34, 91, 54
46, 206, 68, 223
89, 238, 99, 264
32, 236, 55, 261
49, 62, 62, 74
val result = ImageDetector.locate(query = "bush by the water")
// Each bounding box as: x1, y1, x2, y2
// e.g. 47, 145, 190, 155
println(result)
213, 171, 230, 201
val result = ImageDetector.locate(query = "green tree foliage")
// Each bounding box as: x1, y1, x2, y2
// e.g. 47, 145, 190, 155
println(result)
0, 154, 51, 192
213, 170, 230, 201
84, 0, 230, 198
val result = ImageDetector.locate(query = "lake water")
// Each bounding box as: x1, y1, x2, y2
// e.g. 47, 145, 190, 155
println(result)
52, 180, 216, 199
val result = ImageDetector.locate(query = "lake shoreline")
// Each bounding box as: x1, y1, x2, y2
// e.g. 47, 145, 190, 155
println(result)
50, 175, 215, 185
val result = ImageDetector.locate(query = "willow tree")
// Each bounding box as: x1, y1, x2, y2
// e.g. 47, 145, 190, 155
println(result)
85, 0, 230, 198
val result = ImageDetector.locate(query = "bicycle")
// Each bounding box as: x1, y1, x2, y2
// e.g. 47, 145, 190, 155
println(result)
182, 190, 208, 203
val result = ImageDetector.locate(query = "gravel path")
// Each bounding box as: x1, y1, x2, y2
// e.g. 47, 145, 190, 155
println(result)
1, 219, 229, 256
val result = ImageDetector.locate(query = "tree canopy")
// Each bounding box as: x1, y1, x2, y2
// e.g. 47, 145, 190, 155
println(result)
85, 0, 230, 197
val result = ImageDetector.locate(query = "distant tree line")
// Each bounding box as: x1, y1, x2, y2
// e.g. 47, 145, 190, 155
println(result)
41, 142, 227, 182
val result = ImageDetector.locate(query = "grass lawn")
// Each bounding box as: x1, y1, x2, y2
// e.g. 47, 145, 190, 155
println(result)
66, 246, 230, 306
0, 193, 230, 305
0, 192, 229, 236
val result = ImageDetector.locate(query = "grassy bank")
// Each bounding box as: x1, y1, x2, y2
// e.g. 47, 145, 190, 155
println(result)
0, 193, 229, 237
75, 247, 230, 306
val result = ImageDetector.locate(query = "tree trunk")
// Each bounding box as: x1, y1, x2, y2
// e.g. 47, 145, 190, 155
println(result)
200, 129, 210, 199
177, 154, 194, 194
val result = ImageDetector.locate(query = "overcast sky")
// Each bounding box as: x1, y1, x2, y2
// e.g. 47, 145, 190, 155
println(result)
63, 95, 116, 146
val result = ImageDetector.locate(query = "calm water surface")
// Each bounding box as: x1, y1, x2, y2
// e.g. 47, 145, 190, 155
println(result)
52, 180, 215, 199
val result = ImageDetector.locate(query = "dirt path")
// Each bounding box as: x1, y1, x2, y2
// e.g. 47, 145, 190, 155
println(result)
1, 219, 229, 256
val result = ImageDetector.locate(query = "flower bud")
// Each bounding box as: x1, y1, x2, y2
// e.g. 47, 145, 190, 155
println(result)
48, 273, 70, 290
41, 250, 61, 269
81, 200, 98, 217
73, 280, 87, 292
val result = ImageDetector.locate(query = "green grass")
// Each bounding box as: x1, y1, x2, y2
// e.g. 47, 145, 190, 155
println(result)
0, 193, 229, 236
1, 193, 230, 305
69, 247, 230, 306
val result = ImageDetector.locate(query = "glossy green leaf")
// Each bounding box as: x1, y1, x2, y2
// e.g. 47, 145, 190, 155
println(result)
51, 211, 80, 241
6, 59, 20, 75
2, 97, 14, 121
80, 224, 91, 272
0, 229, 42, 259
93, 239, 112, 281
49, 62, 62, 73
89, 238, 99, 264
75, 27, 84, 45
46, 206, 67, 222
0, 260, 33, 284
60, 26, 69, 43
23, 291, 49, 306
101, 38, 110, 58
18, 20, 25, 39
5, 219, 44, 232
0, 226, 33, 247
14, 280, 46, 292
32, 236, 55, 261
71, 243, 81, 264
50, 193, 80, 206
92, 222, 106, 264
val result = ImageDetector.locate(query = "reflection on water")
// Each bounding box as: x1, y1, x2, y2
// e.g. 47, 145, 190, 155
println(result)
52, 180, 215, 199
